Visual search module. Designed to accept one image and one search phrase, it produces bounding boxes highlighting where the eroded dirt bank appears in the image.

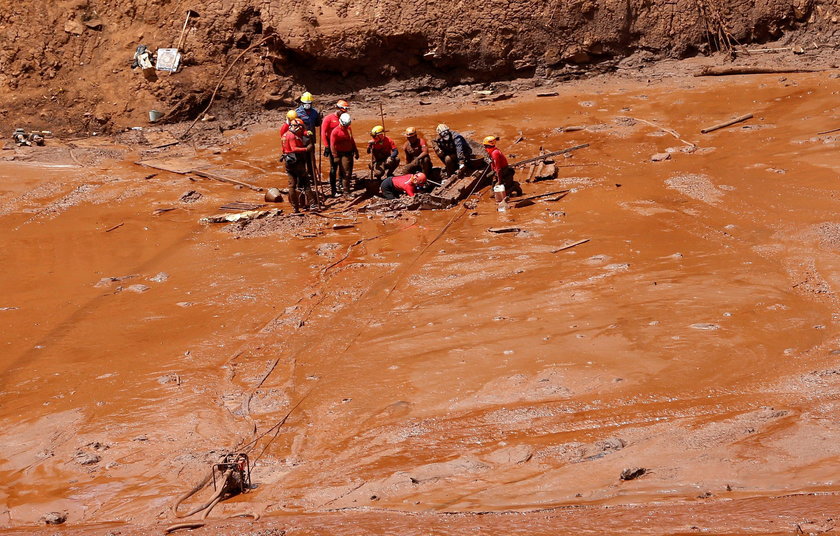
[1,0,838,134]
[1,68,839,535]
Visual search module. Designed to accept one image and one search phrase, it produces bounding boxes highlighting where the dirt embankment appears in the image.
[0,0,837,134]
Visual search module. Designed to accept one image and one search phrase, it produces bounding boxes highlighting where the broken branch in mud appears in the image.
[514,189,570,204]
[180,35,277,139]
[104,222,124,233]
[695,66,824,76]
[700,113,753,134]
[620,116,697,148]
[817,127,840,135]
[192,169,264,191]
[551,238,590,253]
[511,144,589,168]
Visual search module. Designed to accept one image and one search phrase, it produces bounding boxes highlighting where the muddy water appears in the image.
[1,71,839,534]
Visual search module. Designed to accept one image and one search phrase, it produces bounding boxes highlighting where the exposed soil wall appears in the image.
[0,0,837,133]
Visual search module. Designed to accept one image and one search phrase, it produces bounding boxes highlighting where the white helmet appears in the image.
[436,123,450,135]
[339,113,351,126]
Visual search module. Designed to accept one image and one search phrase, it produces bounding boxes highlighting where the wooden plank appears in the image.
[695,66,824,76]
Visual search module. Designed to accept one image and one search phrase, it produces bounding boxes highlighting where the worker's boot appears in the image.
[290,190,301,213]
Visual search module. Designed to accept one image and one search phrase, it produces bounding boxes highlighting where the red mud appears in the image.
[1,68,839,535]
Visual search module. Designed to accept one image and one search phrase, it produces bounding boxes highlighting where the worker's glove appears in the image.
[323,147,331,157]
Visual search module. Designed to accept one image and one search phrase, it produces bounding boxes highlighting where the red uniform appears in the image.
[279,121,290,138]
[322,112,341,148]
[369,136,397,160]
[404,137,429,161]
[329,125,356,153]
[391,174,418,197]
[486,147,509,174]
[282,130,309,155]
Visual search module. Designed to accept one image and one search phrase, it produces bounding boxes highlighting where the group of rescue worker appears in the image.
[279,92,522,212]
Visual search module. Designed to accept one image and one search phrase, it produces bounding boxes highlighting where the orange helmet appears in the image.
[336,99,349,110]
[290,118,305,132]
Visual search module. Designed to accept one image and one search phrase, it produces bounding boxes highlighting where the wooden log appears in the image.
[700,113,753,134]
[191,169,264,191]
[817,127,840,135]
[512,144,589,168]
[551,238,590,253]
[695,66,824,76]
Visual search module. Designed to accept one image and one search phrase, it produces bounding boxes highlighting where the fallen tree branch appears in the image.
[695,66,824,76]
[514,189,570,204]
[620,116,697,148]
[512,144,589,168]
[700,113,753,134]
[817,127,840,135]
[552,238,590,253]
[181,35,277,139]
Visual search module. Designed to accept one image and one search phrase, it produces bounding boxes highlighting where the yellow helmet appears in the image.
[405,126,417,137]
[371,125,384,136]
[300,92,313,103]
[482,135,499,147]
[286,110,298,120]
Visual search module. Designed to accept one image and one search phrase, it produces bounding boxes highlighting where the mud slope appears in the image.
[1,0,838,133]
[1,68,839,534]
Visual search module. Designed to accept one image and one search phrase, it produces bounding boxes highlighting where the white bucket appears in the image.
[149,110,163,122]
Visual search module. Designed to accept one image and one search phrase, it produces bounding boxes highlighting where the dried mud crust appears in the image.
[0,0,837,134]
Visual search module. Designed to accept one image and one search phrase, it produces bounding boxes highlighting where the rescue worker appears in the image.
[329,112,359,198]
[322,100,350,196]
[380,172,427,200]
[367,125,399,180]
[402,127,432,179]
[432,123,478,178]
[295,92,322,133]
[279,109,298,137]
[483,136,522,197]
[282,119,314,212]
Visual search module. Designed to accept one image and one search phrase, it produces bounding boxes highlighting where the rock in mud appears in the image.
[74,451,101,465]
[620,467,647,481]
[651,152,671,162]
[125,284,150,293]
[41,511,67,525]
[179,190,202,203]
[149,272,169,283]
